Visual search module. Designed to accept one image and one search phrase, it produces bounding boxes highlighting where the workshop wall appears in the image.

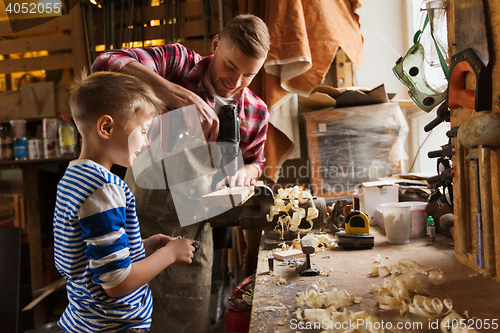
[449,0,500,282]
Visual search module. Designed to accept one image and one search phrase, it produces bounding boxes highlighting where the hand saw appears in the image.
[448,0,491,111]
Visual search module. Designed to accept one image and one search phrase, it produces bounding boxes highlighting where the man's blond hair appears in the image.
[69,71,164,134]
[218,14,270,59]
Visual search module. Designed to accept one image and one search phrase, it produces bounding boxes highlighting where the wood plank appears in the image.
[0,53,74,74]
[201,186,255,207]
[0,14,72,35]
[0,34,72,55]
[272,249,305,261]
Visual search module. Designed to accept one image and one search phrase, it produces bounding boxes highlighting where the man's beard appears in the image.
[209,64,242,98]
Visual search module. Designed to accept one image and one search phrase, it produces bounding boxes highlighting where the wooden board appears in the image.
[200,186,255,207]
[249,228,500,332]
[272,249,305,261]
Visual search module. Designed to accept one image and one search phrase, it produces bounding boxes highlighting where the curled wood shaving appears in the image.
[291,233,337,252]
[296,280,359,310]
[369,258,478,333]
[267,186,319,238]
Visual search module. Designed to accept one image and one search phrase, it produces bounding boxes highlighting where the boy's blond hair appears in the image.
[69,71,164,134]
[218,14,270,59]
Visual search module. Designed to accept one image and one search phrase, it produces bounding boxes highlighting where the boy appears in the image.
[92,15,270,331]
[53,71,196,332]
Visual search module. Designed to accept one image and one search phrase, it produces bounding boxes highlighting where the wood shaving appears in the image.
[369,258,478,332]
[296,280,359,310]
[276,277,287,285]
[267,186,319,239]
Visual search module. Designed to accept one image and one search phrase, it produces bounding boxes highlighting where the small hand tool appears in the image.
[295,238,319,276]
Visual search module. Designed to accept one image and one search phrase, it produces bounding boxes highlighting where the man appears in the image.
[92,14,270,333]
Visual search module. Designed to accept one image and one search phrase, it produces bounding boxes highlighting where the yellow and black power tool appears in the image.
[335,210,374,249]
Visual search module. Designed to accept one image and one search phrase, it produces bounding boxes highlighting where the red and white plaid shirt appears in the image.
[92,43,269,175]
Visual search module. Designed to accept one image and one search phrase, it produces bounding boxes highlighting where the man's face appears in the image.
[208,38,266,98]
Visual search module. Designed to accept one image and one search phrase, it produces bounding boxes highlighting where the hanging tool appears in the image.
[428,142,454,158]
[448,0,491,111]
[424,102,450,132]
[465,152,484,269]
[335,210,374,249]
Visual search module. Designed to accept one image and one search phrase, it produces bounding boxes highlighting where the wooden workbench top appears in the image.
[249,227,500,332]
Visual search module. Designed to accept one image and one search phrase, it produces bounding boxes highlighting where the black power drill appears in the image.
[217,104,241,179]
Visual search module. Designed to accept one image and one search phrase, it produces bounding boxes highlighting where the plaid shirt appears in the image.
[92,43,268,175]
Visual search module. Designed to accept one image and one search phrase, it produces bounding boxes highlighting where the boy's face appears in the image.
[113,109,153,168]
[208,38,266,98]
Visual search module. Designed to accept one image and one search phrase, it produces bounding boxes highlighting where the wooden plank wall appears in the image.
[0,6,86,76]
[449,0,500,282]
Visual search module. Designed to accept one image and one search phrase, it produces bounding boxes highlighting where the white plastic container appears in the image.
[380,203,412,244]
[405,201,428,238]
[358,181,399,226]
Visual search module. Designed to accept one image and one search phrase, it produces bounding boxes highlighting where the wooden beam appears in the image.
[0,34,72,54]
[0,14,72,35]
[0,53,74,74]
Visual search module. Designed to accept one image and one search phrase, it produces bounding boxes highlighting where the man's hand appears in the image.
[215,164,260,189]
[181,91,220,142]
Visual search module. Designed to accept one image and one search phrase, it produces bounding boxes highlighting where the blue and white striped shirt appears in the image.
[53,159,152,332]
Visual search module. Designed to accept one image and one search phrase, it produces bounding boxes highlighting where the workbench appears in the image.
[249,228,500,332]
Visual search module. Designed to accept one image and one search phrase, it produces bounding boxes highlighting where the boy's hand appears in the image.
[143,234,172,257]
[164,238,195,264]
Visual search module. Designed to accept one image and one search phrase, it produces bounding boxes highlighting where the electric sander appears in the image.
[336,210,374,249]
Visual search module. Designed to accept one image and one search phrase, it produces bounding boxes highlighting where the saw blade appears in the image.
[454,0,490,66]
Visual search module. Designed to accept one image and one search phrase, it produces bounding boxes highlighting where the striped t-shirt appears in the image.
[53,159,152,332]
